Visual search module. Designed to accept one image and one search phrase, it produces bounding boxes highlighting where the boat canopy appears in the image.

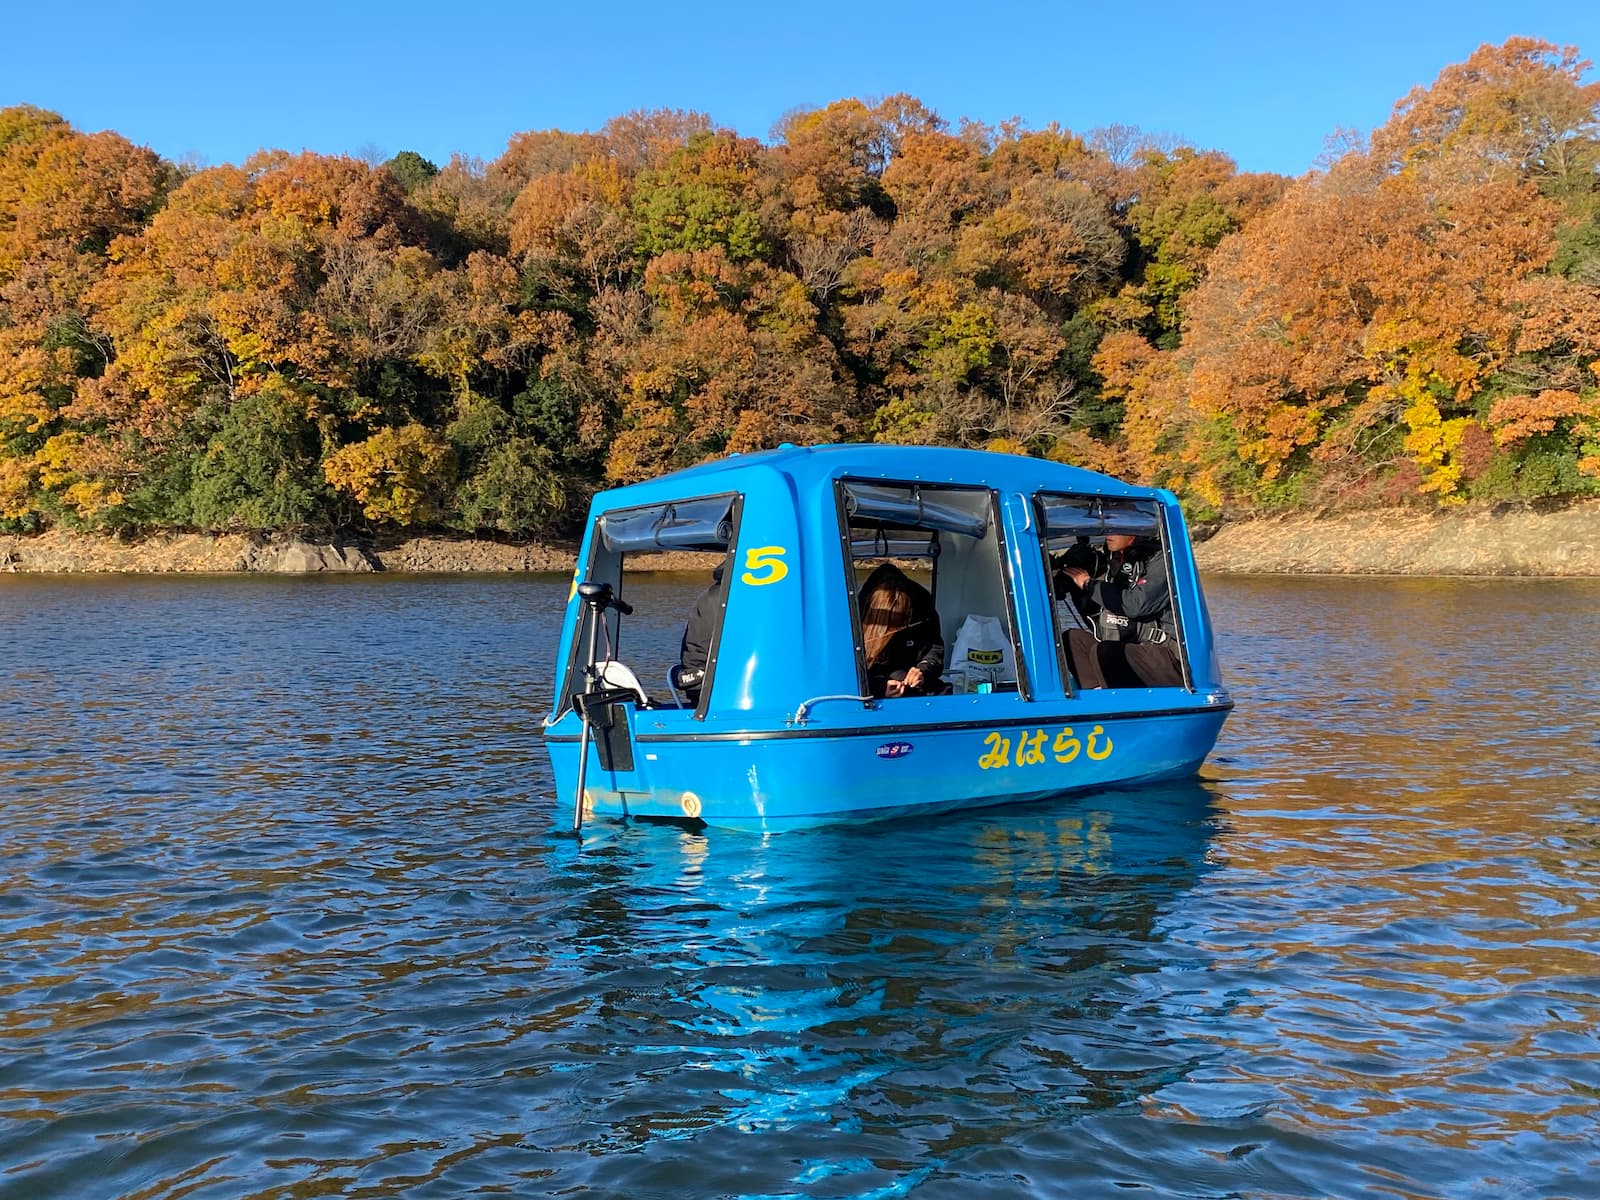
[549,443,1224,726]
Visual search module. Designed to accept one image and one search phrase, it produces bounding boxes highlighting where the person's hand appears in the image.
[886,677,906,697]
[903,666,924,692]
[1065,567,1090,588]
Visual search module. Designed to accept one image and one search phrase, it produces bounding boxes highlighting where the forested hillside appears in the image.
[2,38,1597,538]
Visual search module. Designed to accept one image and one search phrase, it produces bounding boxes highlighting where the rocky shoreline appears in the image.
[0,530,709,575]
[2,499,1597,577]
[1192,499,1599,576]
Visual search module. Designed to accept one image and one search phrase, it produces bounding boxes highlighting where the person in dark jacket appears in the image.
[1051,538,1106,626]
[676,561,725,704]
[1060,535,1184,689]
[858,562,944,698]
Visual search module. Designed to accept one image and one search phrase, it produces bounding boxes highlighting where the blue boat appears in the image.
[542,443,1232,832]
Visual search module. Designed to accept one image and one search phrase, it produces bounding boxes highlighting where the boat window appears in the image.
[1034,493,1192,692]
[558,491,742,720]
[836,480,1030,701]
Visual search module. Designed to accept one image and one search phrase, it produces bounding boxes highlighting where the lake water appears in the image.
[1,573,1597,1199]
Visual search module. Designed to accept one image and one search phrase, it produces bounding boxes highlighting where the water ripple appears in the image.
[1,574,1598,1198]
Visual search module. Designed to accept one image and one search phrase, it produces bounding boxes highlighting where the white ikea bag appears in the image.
[947,614,1014,694]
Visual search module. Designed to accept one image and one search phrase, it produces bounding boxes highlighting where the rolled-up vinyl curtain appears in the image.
[842,483,987,538]
[850,534,941,559]
[600,494,736,552]
[1038,495,1160,538]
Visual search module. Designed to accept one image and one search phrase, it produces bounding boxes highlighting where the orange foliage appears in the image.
[602,248,855,482]
[85,152,431,441]
[1184,167,1572,494]
[1372,38,1600,194]
[1488,390,1600,446]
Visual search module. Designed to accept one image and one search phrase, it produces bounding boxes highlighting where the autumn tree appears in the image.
[1163,39,1600,509]
[0,106,170,525]
[1371,38,1600,199]
[601,247,857,481]
[834,123,1139,456]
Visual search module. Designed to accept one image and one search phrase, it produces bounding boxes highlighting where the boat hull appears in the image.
[544,700,1230,833]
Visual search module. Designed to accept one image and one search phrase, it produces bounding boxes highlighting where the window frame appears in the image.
[557,490,743,720]
[833,478,1032,702]
[1032,492,1194,694]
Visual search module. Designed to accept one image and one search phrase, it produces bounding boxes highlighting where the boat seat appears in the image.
[596,660,650,707]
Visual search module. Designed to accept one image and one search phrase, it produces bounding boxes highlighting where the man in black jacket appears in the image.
[1060,534,1184,689]
[676,561,725,704]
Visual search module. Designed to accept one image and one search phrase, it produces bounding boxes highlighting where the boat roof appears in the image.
[588,443,1163,511]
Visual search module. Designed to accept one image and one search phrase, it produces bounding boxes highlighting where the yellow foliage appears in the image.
[35,432,83,488]
[1083,290,1152,330]
[1187,467,1227,511]
[1400,392,1471,501]
[0,340,56,433]
[1380,366,1483,500]
[0,455,37,519]
[322,424,454,524]
[62,480,123,516]
[12,433,127,518]
[1241,404,1324,477]
[870,395,942,445]
[417,327,478,388]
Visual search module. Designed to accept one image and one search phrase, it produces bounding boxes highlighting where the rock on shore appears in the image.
[2,501,1597,576]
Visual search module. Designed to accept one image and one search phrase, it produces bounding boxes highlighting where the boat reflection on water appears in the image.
[530,780,1225,1188]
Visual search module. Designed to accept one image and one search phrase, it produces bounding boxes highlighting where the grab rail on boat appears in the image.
[790,694,877,726]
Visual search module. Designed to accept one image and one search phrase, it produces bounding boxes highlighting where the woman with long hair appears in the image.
[858,562,944,698]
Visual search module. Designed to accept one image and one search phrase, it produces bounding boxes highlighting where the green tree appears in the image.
[384,150,440,194]
[184,390,329,530]
[632,133,769,261]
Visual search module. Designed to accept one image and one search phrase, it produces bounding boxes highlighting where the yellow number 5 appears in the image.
[741,545,788,586]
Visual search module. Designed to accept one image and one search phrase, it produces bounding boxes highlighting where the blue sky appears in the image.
[3,1,1597,177]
